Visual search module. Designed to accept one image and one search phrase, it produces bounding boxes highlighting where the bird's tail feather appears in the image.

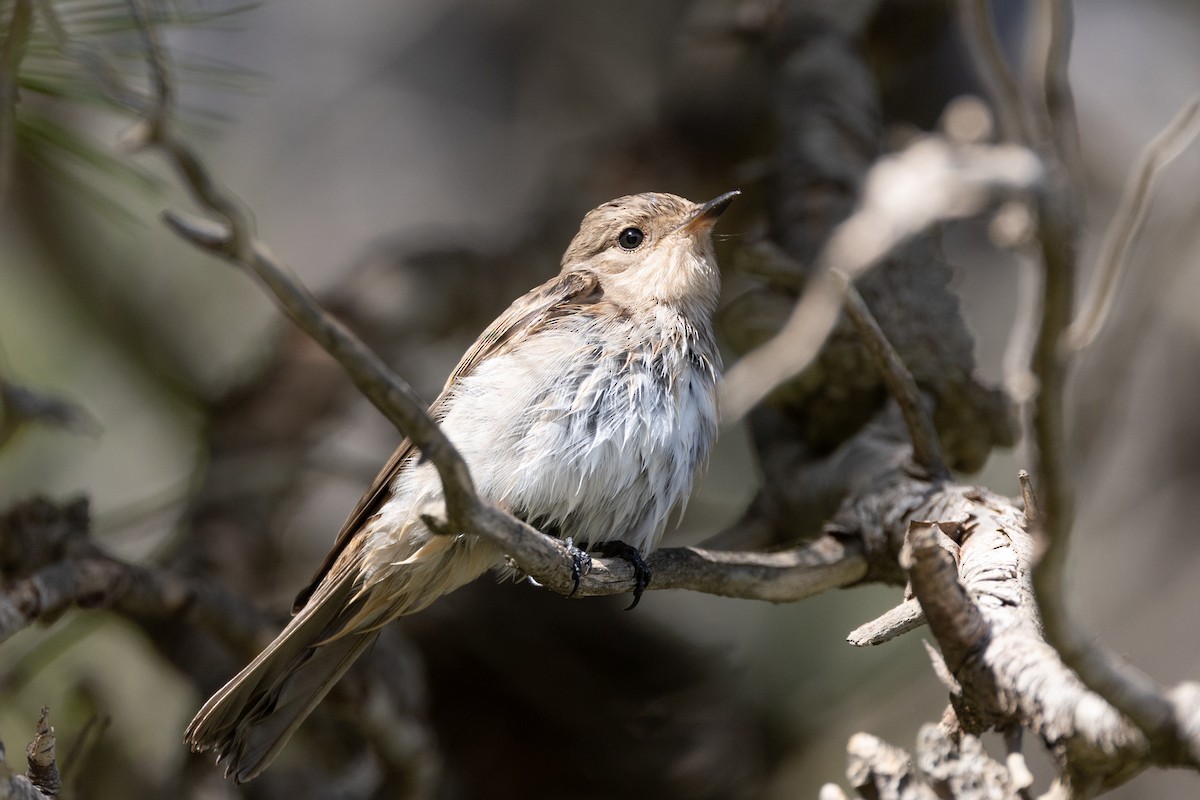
[185,534,498,783]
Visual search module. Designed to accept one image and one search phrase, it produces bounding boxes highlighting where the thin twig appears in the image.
[847,597,926,647]
[439,502,868,601]
[1041,0,1084,192]
[1063,94,1200,353]
[955,0,1039,146]
[1017,469,1038,527]
[159,211,479,522]
[59,714,109,795]
[126,9,870,608]
[1025,5,1190,762]
[1002,247,1040,404]
[24,708,59,799]
[125,0,479,527]
[123,0,248,258]
[0,377,100,450]
[721,135,1041,421]
[841,280,948,478]
[0,0,34,196]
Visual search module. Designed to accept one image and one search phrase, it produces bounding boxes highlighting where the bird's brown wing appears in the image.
[291,269,603,612]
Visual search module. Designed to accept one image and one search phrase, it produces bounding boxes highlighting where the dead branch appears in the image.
[826,443,1200,796]
[0,373,99,451]
[0,708,57,800]
[967,0,1200,765]
[1063,94,1200,353]
[0,497,273,653]
[720,132,1041,422]
[955,0,1039,146]
[841,725,1019,800]
[847,598,924,647]
[0,0,32,197]
[69,6,1198,799]
[841,282,948,478]
[23,709,58,800]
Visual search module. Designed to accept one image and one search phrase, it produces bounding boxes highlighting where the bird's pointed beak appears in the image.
[679,190,740,234]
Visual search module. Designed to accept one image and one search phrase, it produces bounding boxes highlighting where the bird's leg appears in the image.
[595,541,652,610]
[562,537,592,597]
[514,516,591,596]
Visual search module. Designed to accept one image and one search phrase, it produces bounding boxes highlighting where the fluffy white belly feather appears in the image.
[361,309,719,588]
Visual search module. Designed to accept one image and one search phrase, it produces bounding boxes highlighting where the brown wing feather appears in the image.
[292,270,603,612]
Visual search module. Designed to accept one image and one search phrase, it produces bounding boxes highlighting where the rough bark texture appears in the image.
[2,1,1199,798]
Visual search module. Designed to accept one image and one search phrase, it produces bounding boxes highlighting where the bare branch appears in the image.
[1017,469,1038,526]
[906,521,987,673]
[955,0,1039,146]
[0,552,276,651]
[121,0,248,258]
[0,378,100,451]
[839,725,1018,800]
[121,0,487,542]
[721,135,1041,422]
[433,502,867,602]
[1063,93,1200,353]
[0,708,57,800]
[0,497,273,651]
[1025,173,1195,777]
[24,709,59,800]
[0,0,33,197]
[1016,4,1200,762]
[1041,0,1084,189]
[1001,247,1041,404]
[847,598,925,647]
[845,468,1200,791]
[841,282,948,478]
[157,211,478,517]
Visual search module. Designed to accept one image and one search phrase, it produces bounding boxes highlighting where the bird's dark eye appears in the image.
[617,227,644,250]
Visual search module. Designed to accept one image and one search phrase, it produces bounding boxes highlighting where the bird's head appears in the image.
[560,191,738,316]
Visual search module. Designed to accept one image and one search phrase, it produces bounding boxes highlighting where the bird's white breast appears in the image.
[371,306,719,560]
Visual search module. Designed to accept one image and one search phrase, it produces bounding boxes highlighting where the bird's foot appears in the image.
[564,537,592,597]
[596,541,652,610]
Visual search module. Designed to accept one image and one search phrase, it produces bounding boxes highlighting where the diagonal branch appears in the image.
[0,710,56,800]
[0,0,33,196]
[122,1,480,528]
[23,708,58,800]
[123,9,875,607]
[1063,93,1200,353]
[1041,0,1084,190]
[955,0,1039,146]
[720,135,1041,422]
[1018,0,1196,766]
[841,282,948,478]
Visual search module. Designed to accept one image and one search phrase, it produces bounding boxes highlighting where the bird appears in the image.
[184,189,739,782]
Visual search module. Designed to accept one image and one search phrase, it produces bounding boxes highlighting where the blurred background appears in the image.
[1,0,1198,797]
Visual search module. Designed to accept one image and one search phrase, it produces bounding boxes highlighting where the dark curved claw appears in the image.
[596,540,652,610]
[564,538,592,597]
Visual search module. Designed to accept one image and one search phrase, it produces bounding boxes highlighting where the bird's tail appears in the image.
[185,533,498,783]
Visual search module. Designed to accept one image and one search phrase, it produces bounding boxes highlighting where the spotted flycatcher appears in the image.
[185,190,739,781]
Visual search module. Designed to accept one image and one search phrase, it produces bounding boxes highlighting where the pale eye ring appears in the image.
[617,227,644,250]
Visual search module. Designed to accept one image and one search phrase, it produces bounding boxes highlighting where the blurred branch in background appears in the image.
[2,0,1200,798]
[1063,93,1200,354]
[0,0,33,196]
[0,374,98,452]
[958,0,1200,773]
[719,125,1042,423]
